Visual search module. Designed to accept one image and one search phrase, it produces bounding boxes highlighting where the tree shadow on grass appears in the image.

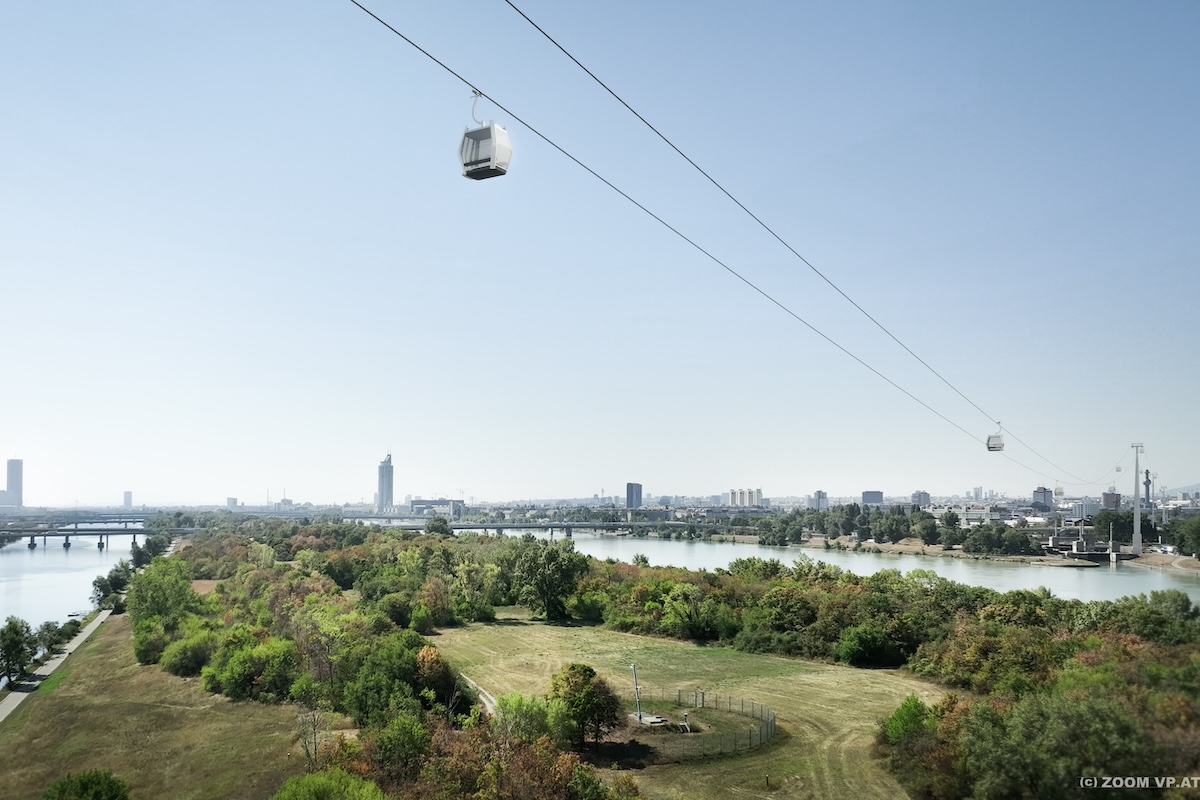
[577,738,657,770]
[8,674,49,694]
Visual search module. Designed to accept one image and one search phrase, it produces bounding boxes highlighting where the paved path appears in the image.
[0,609,113,727]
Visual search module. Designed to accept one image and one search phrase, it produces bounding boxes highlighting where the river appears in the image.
[518,530,1200,605]
[0,533,141,631]
[3,528,1199,635]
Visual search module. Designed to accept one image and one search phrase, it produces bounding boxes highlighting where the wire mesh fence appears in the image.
[614,686,777,761]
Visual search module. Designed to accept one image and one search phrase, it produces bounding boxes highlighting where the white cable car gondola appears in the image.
[986,423,1004,452]
[459,92,512,180]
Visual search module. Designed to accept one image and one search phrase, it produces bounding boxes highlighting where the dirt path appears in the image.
[458,674,496,713]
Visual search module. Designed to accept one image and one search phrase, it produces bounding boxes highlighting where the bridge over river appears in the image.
[2,520,149,550]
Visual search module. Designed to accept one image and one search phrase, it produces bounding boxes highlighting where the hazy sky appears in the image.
[3,1,1197,508]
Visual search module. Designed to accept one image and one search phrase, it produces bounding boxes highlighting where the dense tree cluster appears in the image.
[881,631,1200,799]
[117,513,1200,800]
[126,523,641,799]
[877,593,1200,796]
[315,718,642,800]
[91,559,135,611]
[756,505,991,550]
[1,615,82,684]
[1168,514,1200,556]
[755,504,1200,557]
[960,523,1040,555]
[1,616,38,683]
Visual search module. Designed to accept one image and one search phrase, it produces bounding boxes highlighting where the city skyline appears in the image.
[3,3,1197,507]
[0,459,23,509]
[1,446,1191,511]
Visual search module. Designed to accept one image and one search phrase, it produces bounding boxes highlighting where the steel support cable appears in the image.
[1065,447,1138,489]
[345,0,987,450]
[1008,449,1134,490]
[500,0,1104,486]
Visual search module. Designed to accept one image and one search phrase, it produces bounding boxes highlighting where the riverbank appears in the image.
[1125,552,1200,575]
[0,609,112,725]
[636,532,1094,566]
[797,536,1099,566]
[710,534,1190,573]
[0,613,303,800]
[800,538,1200,577]
[538,529,1200,603]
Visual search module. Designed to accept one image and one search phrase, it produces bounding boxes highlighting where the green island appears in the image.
[1,512,1198,799]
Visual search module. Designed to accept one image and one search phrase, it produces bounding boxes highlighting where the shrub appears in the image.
[42,769,130,800]
[366,711,429,783]
[880,694,933,745]
[836,624,902,667]
[132,618,170,665]
[377,593,411,628]
[409,605,434,634]
[270,768,385,800]
[160,631,218,677]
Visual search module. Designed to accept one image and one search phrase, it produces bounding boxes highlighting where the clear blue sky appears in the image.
[2,1,1197,507]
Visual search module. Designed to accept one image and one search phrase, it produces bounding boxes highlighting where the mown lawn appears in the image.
[433,609,944,800]
[0,614,305,800]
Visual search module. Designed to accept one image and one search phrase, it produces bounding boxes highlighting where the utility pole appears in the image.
[631,663,642,723]
[1161,483,1169,527]
[1131,444,1144,555]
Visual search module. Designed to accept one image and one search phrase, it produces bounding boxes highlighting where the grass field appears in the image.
[36,670,69,695]
[432,610,944,800]
[0,615,306,800]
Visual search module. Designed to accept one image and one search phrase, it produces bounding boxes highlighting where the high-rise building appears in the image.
[973,487,983,502]
[1033,486,1053,509]
[809,490,828,511]
[626,482,642,509]
[911,490,930,507]
[6,460,22,510]
[1102,490,1121,510]
[727,488,763,507]
[377,454,394,513]
[862,490,883,506]
[123,491,133,510]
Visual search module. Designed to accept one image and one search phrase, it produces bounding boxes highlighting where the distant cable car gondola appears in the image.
[459,91,512,180]
[986,423,1004,452]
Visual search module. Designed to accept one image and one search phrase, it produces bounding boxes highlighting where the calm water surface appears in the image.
[4,527,1199,633]
[518,530,1200,605]
[0,533,141,630]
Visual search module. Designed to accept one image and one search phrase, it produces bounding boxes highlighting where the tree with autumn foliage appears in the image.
[399,719,642,800]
